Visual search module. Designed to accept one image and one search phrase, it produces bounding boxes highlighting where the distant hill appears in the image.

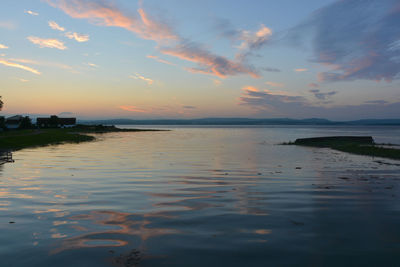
[78,118,400,126]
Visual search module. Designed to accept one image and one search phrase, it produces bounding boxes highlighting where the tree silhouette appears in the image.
[0,96,3,110]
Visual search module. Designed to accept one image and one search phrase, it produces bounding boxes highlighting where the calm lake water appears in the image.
[1,126,400,266]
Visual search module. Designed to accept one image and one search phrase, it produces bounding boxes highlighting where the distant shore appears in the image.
[0,125,165,151]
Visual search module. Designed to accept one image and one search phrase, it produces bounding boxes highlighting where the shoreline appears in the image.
[283,136,400,160]
[0,125,166,151]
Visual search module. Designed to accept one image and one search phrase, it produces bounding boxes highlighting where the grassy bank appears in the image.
[0,125,165,150]
[0,129,94,150]
[283,136,400,160]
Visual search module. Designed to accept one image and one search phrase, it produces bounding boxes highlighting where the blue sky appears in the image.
[0,0,399,120]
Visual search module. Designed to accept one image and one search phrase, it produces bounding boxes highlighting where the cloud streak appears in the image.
[288,0,400,82]
[161,42,259,78]
[309,89,337,100]
[236,24,272,60]
[48,21,65,31]
[146,55,175,66]
[265,81,284,87]
[46,0,262,78]
[239,86,400,119]
[129,73,153,85]
[0,44,8,49]
[25,10,39,16]
[27,36,67,50]
[119,105,146,112]
[0,58,41,75]
[65,32,90,42]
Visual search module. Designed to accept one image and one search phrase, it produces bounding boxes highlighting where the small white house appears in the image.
[5,115,23,129]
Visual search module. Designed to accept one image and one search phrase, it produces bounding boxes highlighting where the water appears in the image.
[0,126,400,266]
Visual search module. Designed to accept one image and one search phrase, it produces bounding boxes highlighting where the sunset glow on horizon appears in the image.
[1,0,400,120]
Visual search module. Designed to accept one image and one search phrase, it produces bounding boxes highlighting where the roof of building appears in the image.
[6,115,23,121]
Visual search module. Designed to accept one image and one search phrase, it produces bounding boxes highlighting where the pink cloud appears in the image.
[46,0,261,79]
[265,81,284,87]
[119,105,146,112]
[294,68,308,72]
[161,43,259,78]
[46,0,177,42]
[27,36,67,50]
[146,55,175,66]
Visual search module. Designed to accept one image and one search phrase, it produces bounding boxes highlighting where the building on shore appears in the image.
[36,116,76,128]
[5,115,23,129]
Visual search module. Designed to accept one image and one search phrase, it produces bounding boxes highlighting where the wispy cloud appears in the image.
[287,0,400,82]
[146,55,175,66]
[19,78,29,82]
[0,44,8,49]
[262,67,281,72]
[0,58,41,75]
[309,89,337,100]
[27,36,67,50]
[294,68,307,72]
[9,57,73,70]
[308,83,319,88]
[86,62,98,68]
[46,0,177,42]
[239,86,400,119]
[46,0,262,79]
[161,42,259,78]
[119,105,146,112]
[236,24,272,59]
[48,21,65,31]
[129,73,153,85]
[24,10,39,16]
[65,32,90,42]
[265,81,284,87]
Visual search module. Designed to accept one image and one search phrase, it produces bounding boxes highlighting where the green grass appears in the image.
[331,144,400,160]
[0,129,95,150]
[0,125,167,151]
[283,137,400,160]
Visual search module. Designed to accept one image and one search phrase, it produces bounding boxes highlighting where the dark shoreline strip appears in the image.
[283,136,400,160]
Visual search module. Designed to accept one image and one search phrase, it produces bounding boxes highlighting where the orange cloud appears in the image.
[162,44,259,78]
[265,81,284,87]
[47,0,177,42]
[119,105,146,112]
[0,44,8,49]
[27,36,67,50]
[146,55,175,66]
[243,86,259,92]
[0,59,41,75]
[48,21,65,31]
[65,32,90,42]
[294,68,308,72]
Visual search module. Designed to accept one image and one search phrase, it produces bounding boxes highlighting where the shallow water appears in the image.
[0,126,400,266]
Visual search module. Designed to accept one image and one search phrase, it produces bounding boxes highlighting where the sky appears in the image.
[1,0,400,120]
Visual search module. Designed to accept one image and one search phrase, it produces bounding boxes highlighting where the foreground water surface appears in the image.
[1,126,400,266]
